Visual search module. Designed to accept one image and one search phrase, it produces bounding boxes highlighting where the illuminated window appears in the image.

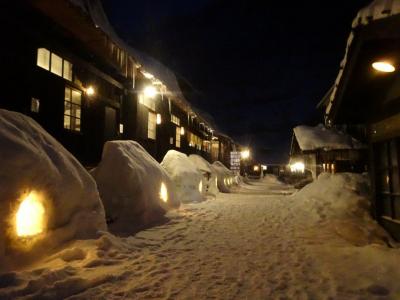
[37,48,50,70]
[139,94,156,111]
[51,53,63,77]
[171,114,180,126]
[31,98,40,113]
[176,127,181,148]
[36,48,73,81]
[63,60,73,81]
[64,87,81,132]
[148,112,156,140]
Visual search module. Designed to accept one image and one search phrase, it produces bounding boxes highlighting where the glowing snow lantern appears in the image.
[199,181,203,193]
[372,61,395,73]
[16,192,46,237]
[144,86,157,98]
[159,182,168,203]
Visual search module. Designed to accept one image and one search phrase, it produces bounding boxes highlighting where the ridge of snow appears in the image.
[293,124,365,151]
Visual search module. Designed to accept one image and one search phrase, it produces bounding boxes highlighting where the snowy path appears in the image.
[2,177,400,299]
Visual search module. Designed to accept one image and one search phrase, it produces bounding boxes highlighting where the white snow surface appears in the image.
[2,173,400,299]
[294,124,365,151]
[91,141,178,236]
[188,154,219,197]
[0,109,106,270]
[212,161,236,193]
[161,150,204,203]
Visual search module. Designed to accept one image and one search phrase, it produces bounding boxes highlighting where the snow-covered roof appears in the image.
[293,124,365,151]
[325,0,400,119]
[68,0,188,105]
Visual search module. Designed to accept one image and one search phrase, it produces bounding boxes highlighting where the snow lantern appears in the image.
[91,141,178,235]
[161,151,205,203]
[0,109,106,269]
[212,161,235,193]
[189,154,219,197]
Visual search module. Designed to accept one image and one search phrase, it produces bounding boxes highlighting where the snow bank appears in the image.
[0,109,106,269]
[212,161,236,193]
[294,124,365,151]
[161,150,204,203]
[189,154,219,197]
[292,173,391,246]
[91,141,178,236]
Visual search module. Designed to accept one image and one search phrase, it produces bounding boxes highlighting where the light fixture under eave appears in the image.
[144,86,157,98]
[372,61,395,73]
[180,127,185,135]
[16,191,46,237]
[160,182,168,203]
[253,165,259,171]
[86,86,95,96]
[156,114,162,125]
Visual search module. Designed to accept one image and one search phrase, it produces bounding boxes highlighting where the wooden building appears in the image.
[0,0,231,166]
[289,125,367,179]
[324,0,400,239]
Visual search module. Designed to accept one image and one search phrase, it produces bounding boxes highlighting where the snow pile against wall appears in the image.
[292,173,391,246]
[0,109,106,269]
[212,161,236,193]
[189,154,219,197]
[161,151,204,203]
[91,141,178,236]
[294,124,365,151]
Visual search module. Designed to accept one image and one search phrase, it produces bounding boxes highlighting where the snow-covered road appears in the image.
[2,176,400,299]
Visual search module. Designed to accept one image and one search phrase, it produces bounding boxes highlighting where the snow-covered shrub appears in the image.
[91,141,178,235]
[292,173,391,246]
[212,161,236,193]
[161,150,204,203]
[189,154,219,197]
[0,109,106,269]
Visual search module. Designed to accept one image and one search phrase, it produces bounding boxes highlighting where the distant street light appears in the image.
[241,149,250,160]
[86,86,95,96]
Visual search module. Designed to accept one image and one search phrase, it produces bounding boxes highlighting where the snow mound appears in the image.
[161,150,204,203]
[91,141,178,236]
[212,161,236,193]
[0,109,106,270]
[294,124,365,151]
[189,154,219,197]
[292,173,391,246]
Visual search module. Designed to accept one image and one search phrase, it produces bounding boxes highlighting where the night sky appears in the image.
[101,0,370,164]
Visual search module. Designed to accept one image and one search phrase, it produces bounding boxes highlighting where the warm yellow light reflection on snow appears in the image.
[16,192,45,237]
[160,182,168,203]
[372,61,395,73]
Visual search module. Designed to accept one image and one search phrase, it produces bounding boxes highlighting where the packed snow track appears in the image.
[1,175,400,299]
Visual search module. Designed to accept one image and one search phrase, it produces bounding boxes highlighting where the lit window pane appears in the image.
[71,90,81,104]
[37,48,50,70]
[64,115,70,129]
[176,127,181,148]
[65,87,71,101]
[63,60,73,81]
[64,101,71,116]
[74,118,81,132]
[50,53,63,76]
[148,112,156,140]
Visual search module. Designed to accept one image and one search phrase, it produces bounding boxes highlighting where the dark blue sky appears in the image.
[102,0,370,164]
